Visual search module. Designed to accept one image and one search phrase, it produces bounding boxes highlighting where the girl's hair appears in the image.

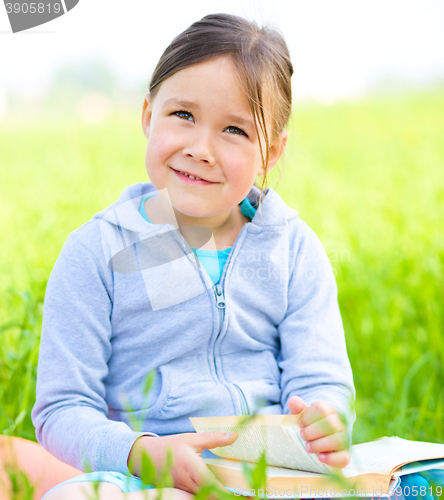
[149,13,294,210]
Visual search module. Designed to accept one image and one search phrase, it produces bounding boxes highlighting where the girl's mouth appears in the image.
[171,168,217,185]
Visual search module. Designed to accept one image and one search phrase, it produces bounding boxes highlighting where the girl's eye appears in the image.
[226,126,247,136]
[173,111,194,121]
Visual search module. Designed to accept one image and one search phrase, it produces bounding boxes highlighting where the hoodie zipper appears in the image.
[213,284,226,361]
[206,223,250,415]
[213,284,249,416]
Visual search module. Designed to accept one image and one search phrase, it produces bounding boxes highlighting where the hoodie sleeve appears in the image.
[31,233,157,474]
[278,220,356,442]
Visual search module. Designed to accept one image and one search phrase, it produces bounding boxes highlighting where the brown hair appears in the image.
[149,13,293,210]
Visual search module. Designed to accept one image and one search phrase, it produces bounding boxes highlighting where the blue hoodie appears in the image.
[32,182,355,476]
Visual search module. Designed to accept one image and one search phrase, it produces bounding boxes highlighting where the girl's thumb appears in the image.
[193,431,238,452]
[288,395,308,417]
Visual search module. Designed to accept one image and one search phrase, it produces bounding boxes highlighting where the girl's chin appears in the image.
[174,210,218,220]
[171,204,227,221]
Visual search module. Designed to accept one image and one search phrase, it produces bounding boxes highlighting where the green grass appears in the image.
[1,89,443,448]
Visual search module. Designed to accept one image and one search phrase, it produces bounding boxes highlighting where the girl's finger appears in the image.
[318,449,351,469]
[288,395,308,416]
[176,461,207,493]
[301,413,345,441]
[189,431,238,453]
[188,454,224,491]
[299,400,337,427]
[304,431,349,454]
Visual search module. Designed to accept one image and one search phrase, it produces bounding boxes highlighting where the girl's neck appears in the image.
[144,195,249,251]
[176,205,249,251]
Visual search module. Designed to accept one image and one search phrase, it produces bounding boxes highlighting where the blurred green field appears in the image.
[1,89,443,446]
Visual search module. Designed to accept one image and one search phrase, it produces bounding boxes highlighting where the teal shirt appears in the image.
[138,194,257,285]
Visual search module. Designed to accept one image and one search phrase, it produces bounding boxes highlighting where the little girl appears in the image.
[32,13,356,500]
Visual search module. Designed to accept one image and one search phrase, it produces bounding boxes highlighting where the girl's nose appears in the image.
[182,134,215,165]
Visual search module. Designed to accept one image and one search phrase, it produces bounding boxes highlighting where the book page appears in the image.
[205,461,402,498]
[343,437,444,476]
[190,415,332,474]
[204,459,326,477]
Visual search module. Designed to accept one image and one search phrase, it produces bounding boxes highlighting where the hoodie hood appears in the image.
[93,182,298,234]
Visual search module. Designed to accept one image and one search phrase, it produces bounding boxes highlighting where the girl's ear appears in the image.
[141,93,152,138]
[258,130,289,175]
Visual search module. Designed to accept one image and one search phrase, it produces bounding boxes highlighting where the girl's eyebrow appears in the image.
[162,98,199,110]
[225,113,255,130]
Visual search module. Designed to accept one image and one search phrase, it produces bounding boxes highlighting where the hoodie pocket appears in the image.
[111,363,172,424]
[233,383,250,415]
[144,364,172,416]
[158,355,228,419]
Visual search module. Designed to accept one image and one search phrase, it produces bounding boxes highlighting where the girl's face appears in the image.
[141,56,287,222]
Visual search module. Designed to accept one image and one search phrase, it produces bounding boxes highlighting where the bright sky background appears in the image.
[0,0,444,108]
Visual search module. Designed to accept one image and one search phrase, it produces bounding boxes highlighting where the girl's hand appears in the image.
[288,395,350,468]
[128,431,238,494]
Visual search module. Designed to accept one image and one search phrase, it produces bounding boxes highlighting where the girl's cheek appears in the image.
[149,132,178,155]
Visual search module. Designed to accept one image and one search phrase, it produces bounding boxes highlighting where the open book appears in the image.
[190,415,444,498]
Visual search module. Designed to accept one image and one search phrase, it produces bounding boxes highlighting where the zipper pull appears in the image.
[214,284,226,309]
